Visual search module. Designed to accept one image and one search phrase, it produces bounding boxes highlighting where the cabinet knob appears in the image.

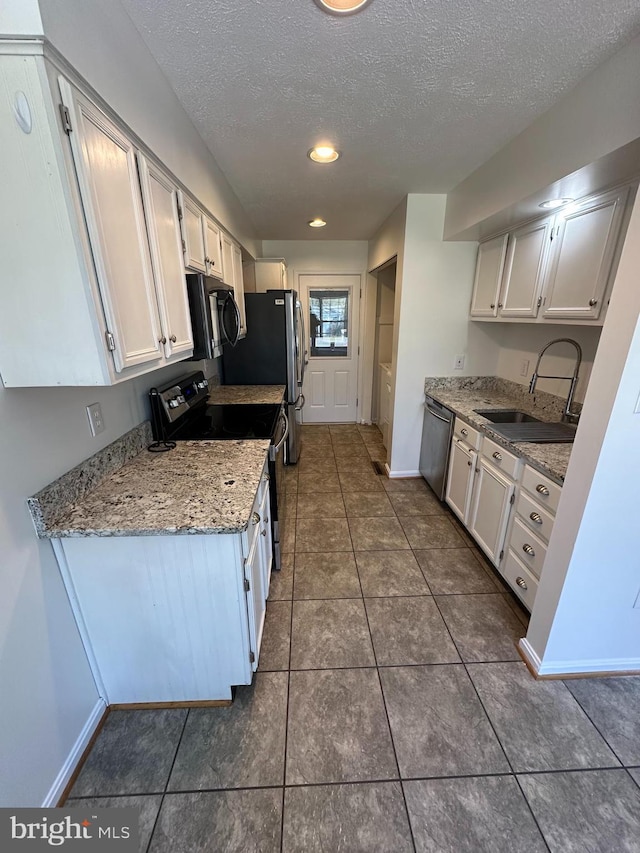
[529,512,543,524]
[159,336,167,345]
[169,334,177,343]
[589,298,598,307]
[467,460,472,467]
[522,543,536,557]
[490,303,495,309]
[516,576,528,590]
[536,484,550,496]
[461,428,468,436]
[205,256,210,264]
[251,512,260,525]
[261,529,267,537]
[492,451,502,461]
[498,302,503,308]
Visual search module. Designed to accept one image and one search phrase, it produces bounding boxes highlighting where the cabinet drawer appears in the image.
[521,466,562,513]
[510,517,547,580]
[481,436,521,480]
[454,418,481,450]
[516,490,555,544]
[502,550,539,611]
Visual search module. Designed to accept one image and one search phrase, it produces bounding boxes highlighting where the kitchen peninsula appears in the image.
[28,424,272,706]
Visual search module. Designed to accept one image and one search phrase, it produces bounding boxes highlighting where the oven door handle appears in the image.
[274,411,289,452]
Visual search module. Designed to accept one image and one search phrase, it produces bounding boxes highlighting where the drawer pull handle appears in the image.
[251,512,261,525]
[461,428,468,436]
[523,543,535,557]
[516,576,528,590]
[492,451,502,461]
[529,512,543,524]
[536,484,550,496]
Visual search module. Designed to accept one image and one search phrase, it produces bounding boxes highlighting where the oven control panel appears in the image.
[151,372,210,424]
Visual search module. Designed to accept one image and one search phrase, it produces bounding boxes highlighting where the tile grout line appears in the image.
[279,530,297,853]
[354,526,418,853]
[430,590,552,853]
[143,708,191,853]
[559,685,628,769]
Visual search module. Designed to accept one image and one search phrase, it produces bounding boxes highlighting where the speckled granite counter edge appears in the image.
[27,421,153,536]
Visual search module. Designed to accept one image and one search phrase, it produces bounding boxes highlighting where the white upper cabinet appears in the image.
[499,218,552,318]
[137,155,194,360]
[542,187,628,320]
[221,232,247,337]
[179,192,207,273]
[60,80,163,372]
[204,215,224,279]
[469,234,508,317]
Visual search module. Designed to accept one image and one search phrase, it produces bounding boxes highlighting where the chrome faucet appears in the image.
[529,338,582,424]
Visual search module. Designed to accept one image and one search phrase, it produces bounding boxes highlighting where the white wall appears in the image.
[262,241,369,282]
[525,196,640,673]
[494,324,601,404]
[445,34,640,240]
[0,0,42,35]
[37,0,259,256]
[389,195,500,475]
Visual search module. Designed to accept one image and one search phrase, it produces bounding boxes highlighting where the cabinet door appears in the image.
[244,535,267,673]
[204,216,224,279]
[179,192,206,273]
[138,156,194,359]
[445,439,477,525]
[60,82,162,372]
[468,459,515,566]
[542,188,628,320]
[232,243,247,337]
[469,234,508,318]
[499,218,552,318]
[258,485,273,597]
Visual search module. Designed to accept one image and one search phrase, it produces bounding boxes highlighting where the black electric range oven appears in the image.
[149,371,287,570]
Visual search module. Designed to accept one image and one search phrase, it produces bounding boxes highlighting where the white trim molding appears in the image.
[41,699,106,807]
[386,467,421,478]
[519,638,640,678]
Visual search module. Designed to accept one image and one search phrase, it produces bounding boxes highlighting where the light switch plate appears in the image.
[86,402,105,437]
[520,359,530,377]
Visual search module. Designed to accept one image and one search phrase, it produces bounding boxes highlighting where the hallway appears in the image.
[64,423,640,851]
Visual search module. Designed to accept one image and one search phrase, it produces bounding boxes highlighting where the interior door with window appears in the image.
[299,274,360,423]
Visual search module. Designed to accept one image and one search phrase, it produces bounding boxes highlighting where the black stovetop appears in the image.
[163,403,280,442]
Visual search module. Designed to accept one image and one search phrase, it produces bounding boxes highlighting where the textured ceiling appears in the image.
[121,0,640,241]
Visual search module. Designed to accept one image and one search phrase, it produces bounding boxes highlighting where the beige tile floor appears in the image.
[65,424,640,852]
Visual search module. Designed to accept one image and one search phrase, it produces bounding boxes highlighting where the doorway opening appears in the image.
[371,260,397,451]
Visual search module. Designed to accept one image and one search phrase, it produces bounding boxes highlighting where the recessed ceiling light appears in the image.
[539,197,574,210]
[308,145,340,163]
[313,0,373,16]
[308,218,327,228]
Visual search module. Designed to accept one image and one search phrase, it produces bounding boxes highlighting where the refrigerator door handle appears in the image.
[294,393,306,411]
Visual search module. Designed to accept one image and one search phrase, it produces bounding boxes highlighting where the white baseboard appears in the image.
[519,638,640,677]
[42,698,107,807]
[386,468,421,479]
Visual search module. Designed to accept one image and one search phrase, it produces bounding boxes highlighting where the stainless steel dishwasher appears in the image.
[419,395,455,500]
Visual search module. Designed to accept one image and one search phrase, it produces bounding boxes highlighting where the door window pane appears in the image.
[309,289,349,357]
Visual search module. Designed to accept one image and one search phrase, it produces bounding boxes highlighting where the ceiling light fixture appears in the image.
[313,0,373,16]
[539,197,574,210]
[308,145,340,163]
[308,218,327,228]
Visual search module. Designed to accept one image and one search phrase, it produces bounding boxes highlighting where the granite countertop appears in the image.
[32,439,270,538]
[424,378,574,484]
[208,385,285,405]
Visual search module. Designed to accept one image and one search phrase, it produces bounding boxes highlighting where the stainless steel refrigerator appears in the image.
[220,290,306,464]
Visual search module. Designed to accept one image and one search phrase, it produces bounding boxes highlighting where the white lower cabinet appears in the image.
[52,465,272,704]
[468,458,516,566]
[445,438,477,525]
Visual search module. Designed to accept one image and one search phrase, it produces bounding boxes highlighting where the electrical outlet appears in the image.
[86,402,105,437]
[520,359,530,377]
[454,354,465,371]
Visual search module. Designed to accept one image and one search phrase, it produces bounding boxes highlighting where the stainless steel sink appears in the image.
[474,409,542,424]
